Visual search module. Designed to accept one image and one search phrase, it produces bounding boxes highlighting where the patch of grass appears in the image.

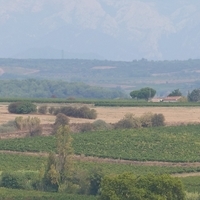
[0,187,97,200]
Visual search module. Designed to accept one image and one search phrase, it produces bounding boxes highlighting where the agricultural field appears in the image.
[2,102,200,198]
[1,125,200,162]
[1,102,200,125]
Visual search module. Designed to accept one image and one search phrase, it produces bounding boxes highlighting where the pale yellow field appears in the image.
[1,103,200,125]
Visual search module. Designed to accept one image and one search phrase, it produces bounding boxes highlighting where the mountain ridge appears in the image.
[0,0,200,60]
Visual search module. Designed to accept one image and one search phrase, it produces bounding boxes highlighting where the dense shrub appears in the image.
[54,113,70,127]
[115,113,141,129]
[140,112,153,127]
[55,106,97,119]
[30,125,43,137]
[15,116,42,136]
[115,112,165,129]
[8,101,37,114]
[92,120,112,131]
[38,105,48,114]
[152,113,165,127]
[1,171,38,190]
[53,113,70,134]
[79,123,94,133]
[100,173,185,200]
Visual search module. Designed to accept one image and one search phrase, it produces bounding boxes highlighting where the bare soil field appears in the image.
[1,103,200,125]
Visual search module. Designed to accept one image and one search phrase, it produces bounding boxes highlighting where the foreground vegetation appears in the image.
[0,187,97,200]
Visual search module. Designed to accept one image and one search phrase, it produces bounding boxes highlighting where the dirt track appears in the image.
[1,150,200,168]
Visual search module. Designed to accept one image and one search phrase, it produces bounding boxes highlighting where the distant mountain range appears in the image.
[0,0,200,60]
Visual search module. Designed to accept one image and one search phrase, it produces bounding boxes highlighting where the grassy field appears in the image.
[1,153,200,176]
[0,187,97,200]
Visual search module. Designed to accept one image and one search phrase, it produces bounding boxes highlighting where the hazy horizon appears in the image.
[0,0,200,61]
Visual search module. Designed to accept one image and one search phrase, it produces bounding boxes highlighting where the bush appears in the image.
[8,102,37,114]
[79,123,94,133]
[56,106,97,119]
[140,112,153,127]
[54,113,70,127]
[38,105,48,114]
[0,171,38,190]
[100,173,185,200]
[152,113,165,127]
[92,120,112,131]
[115,113,141,129]
[14,116,42,136]
[53,113,70,134]
[29,125,43,137]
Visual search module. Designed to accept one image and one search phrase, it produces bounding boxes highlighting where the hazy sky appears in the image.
[0,0,200,61]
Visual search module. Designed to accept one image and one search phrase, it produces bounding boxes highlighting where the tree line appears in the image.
[0,79,125,99]
[130,87,200,102]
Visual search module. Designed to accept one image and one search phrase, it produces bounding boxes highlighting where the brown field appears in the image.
[1,103,200,125]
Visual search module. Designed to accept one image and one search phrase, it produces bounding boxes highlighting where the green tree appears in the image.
[130,87,156,100]
[8,101,37,114]
[43,152,59,192]
[56,125,74,186]
[99,173,185,200]
[168,89,182,97]
[188,89,200,102]
[53,113,70,134]
[43,126,74,192]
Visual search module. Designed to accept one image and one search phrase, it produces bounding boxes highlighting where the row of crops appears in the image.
[1,97,200,107]
[1,124,200,162]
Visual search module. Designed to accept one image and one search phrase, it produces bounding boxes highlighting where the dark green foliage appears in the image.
[0,79,125,99]
[151,113,165,127]
[130,87,156,100]
[89,167,104,195]
[8,101,37,114]
[99,173,185,200]
[8,102,21,113]
[168,89,182,97]
[188,89,200,102]
[1,171,38,190]
[58,106,97,119]
[43,152,59,192]
[38,105,48,114]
